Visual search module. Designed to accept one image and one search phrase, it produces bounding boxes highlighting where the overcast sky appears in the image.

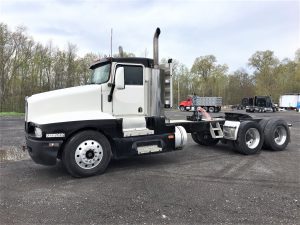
[1,0,299,72]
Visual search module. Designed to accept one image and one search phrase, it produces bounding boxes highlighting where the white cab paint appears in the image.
[122,116,147,130]
[112,63,145,116]
[27,85,115,124]
[122,116,154,137]
[32,111,115,125]
[113,85,144,116]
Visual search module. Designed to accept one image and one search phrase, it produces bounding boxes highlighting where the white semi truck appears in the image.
[25,28,291,177]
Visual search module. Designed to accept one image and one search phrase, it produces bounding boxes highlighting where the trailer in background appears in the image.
[279,94,300,111]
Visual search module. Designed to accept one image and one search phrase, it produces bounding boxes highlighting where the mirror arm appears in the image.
[108,83,115,102]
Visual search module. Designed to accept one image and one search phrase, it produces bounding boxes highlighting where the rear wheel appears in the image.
[203,106,208,112]
[263,119,290,151]
[259,118,270,149]
[214,107,220,113]
[179,106,185,111]
[234,121,264,155]
[191,131,219,146]
[62,130,112,177]
[259,118,270,131]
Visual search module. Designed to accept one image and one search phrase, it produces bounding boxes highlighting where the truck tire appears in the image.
[62,130,112,177]
[191,131,219,146]
[259,118,270,131]
[203,106,208,112]
[208,107,215,113]
[263,119,290,151]
[179,106,185,111]
[234,121,264,155]
[258,118,270,149]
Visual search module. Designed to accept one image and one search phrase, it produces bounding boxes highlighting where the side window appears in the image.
[121,65,143,85]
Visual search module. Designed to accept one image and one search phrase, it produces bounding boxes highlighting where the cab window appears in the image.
[117,65,143,85]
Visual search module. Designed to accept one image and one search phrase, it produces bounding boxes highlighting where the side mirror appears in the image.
[115,67,125,89]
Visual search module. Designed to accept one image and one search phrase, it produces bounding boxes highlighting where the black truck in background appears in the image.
[236,96,278,113]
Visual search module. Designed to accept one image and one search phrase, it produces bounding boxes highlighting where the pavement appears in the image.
[0,110,300,224]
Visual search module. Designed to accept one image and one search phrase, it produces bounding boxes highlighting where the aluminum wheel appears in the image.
[274,126,287,146]
[75,140,103,169]
[245,128,260,149]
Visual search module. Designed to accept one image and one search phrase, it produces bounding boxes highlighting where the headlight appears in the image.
[34,127,43,138]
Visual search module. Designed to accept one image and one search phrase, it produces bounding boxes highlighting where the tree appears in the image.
[248,50,279,96]
[225,69,255,105]
[191,55,228,97]
[1,22,299,112]
[191,55,216,80]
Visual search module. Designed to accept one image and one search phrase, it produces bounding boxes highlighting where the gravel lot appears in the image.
[1,110,299,224]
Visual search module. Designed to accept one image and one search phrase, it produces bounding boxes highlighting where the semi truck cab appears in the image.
[25,28,188,177]
[25,28,291,177]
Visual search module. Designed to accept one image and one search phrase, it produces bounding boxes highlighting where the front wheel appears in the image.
[179,106,185,111]
[234,121,264,155]
[62,130,112,177]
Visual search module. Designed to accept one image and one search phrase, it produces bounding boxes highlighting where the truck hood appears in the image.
[26,85,115,124]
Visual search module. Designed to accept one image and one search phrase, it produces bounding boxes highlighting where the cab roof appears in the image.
[89,57,154,69]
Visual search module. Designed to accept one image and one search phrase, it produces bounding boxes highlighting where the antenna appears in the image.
[110,28,113,57]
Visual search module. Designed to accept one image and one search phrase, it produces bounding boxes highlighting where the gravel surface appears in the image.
[0,110,299,224]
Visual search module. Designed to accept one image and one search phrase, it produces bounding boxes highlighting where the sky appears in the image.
[1,0,299,72]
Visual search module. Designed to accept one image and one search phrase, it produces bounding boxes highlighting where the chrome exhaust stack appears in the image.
[118,46,124,57]
[153,27,161,68]
[149,27,164,117]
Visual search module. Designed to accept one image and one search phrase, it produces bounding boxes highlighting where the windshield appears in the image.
[89,63,111,84]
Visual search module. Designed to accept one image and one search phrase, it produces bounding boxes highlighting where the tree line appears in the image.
[171,50,300,107]
[1,23,299,112]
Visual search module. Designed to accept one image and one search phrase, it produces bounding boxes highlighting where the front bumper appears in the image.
[26,136,63,166]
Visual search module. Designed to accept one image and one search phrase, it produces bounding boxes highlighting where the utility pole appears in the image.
[178,79,180,107]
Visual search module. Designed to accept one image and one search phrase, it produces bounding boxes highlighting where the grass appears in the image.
[0,112,24,116]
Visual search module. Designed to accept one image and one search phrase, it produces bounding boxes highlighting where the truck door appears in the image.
[113,64,145,116]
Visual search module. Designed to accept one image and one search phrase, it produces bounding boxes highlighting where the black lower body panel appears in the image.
[26,136,63,165]
[112,133,176,159]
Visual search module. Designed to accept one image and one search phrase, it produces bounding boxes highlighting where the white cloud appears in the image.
[1,0,299,72]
